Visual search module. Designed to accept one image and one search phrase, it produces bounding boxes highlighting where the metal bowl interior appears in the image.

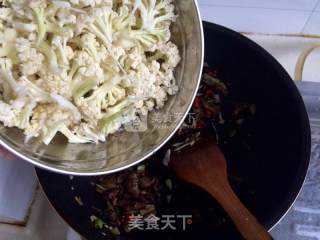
[0,1,204,175]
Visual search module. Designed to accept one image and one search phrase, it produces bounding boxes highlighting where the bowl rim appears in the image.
[202,21,311,232]
[0,1,205,176]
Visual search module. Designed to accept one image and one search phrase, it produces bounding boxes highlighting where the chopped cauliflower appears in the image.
[0,8,12,31]
[0,28,17,59]
[16,37,45,75]
[69,0,113,7]
[0,100,20,128]
[0,0,180,145]
[37,70,72,99]
[26,103,76,137]
[56,8,77,27]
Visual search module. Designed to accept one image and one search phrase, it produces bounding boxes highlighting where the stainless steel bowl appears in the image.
[0,0,204,176]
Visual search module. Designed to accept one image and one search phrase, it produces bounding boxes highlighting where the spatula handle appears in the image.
[209,183,272,240]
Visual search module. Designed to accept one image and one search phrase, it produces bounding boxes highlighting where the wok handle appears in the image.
[295,43,320,81]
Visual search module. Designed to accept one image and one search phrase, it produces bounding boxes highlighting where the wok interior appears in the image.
[202,22,310,234]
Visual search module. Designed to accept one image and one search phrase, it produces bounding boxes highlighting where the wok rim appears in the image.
[202,21,311,231]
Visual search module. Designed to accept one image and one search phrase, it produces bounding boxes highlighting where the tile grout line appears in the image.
[199,3,318,13]
[301,0,320,33]
[316,0,320,10]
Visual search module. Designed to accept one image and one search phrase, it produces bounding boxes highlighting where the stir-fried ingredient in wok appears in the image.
[94,64,256,236]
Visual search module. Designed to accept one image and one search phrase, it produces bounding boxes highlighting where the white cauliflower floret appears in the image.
[144,42,180,97]
[25,103,81,142]
[151,61,178,95]
[86,7,116,48]
[28,32,37,41]
[11,97,37,129]
[52,36,74,68]
[0,57,21,96]
[112,5,136,31]
[76,81,126,120]
[78,63,104,79]
[0,8,13,31]
[0,58,51,102]
[112,0,175,50]
[0,8,12,21]
[100,46,126,74]
[69,0,112,7]
[25,104,50,138]
[0,28,17,58]
[72,122,106,143]
[76,97,100,121]
[56,8,77,27]
[0,97,37,131]
[103,85,126,107]
[15,37,31,53]
[134,100,149,116]
[74,51,95,66]
[43,104,78,126]
[16,38,45,75]
[3,72,82,121]
[69,51,95,79]
[145,99,155,111]
[127,60,172,111]
[148,59,161,74]
[80,33,108,63]
[13,21,37,33]
[153,41,181,69]
[135,0,176,31]
[124,46,145,70]
[37,70,72,99]
[97,99,135,134]
[161,70,178,95]
[68,50,105,99]
[109,46,126,63]
[0,100,18,128]
[129,63,157,100]
[29,0,47,9]
[154,86,167,108]
[74,13,94,36]
[6,1,31,20]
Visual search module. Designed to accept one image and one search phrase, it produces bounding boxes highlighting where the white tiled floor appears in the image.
[0,189,69,240]
[303,12,320,34]
[198,0,320,35]
[198,0,320,82]
[0,159,37,224]
[317,0,320,10]
[246,34,320,82]
[200,6,311,34]
[199,0,319,11]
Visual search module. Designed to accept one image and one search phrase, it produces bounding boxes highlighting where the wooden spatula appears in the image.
[170,133,272,240]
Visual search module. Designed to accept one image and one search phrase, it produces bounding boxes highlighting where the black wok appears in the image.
[36,22,311,239]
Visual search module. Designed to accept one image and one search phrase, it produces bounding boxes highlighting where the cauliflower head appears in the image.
[0,0,180,145]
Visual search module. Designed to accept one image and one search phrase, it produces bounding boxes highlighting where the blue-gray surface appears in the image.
[271,82,320,240]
